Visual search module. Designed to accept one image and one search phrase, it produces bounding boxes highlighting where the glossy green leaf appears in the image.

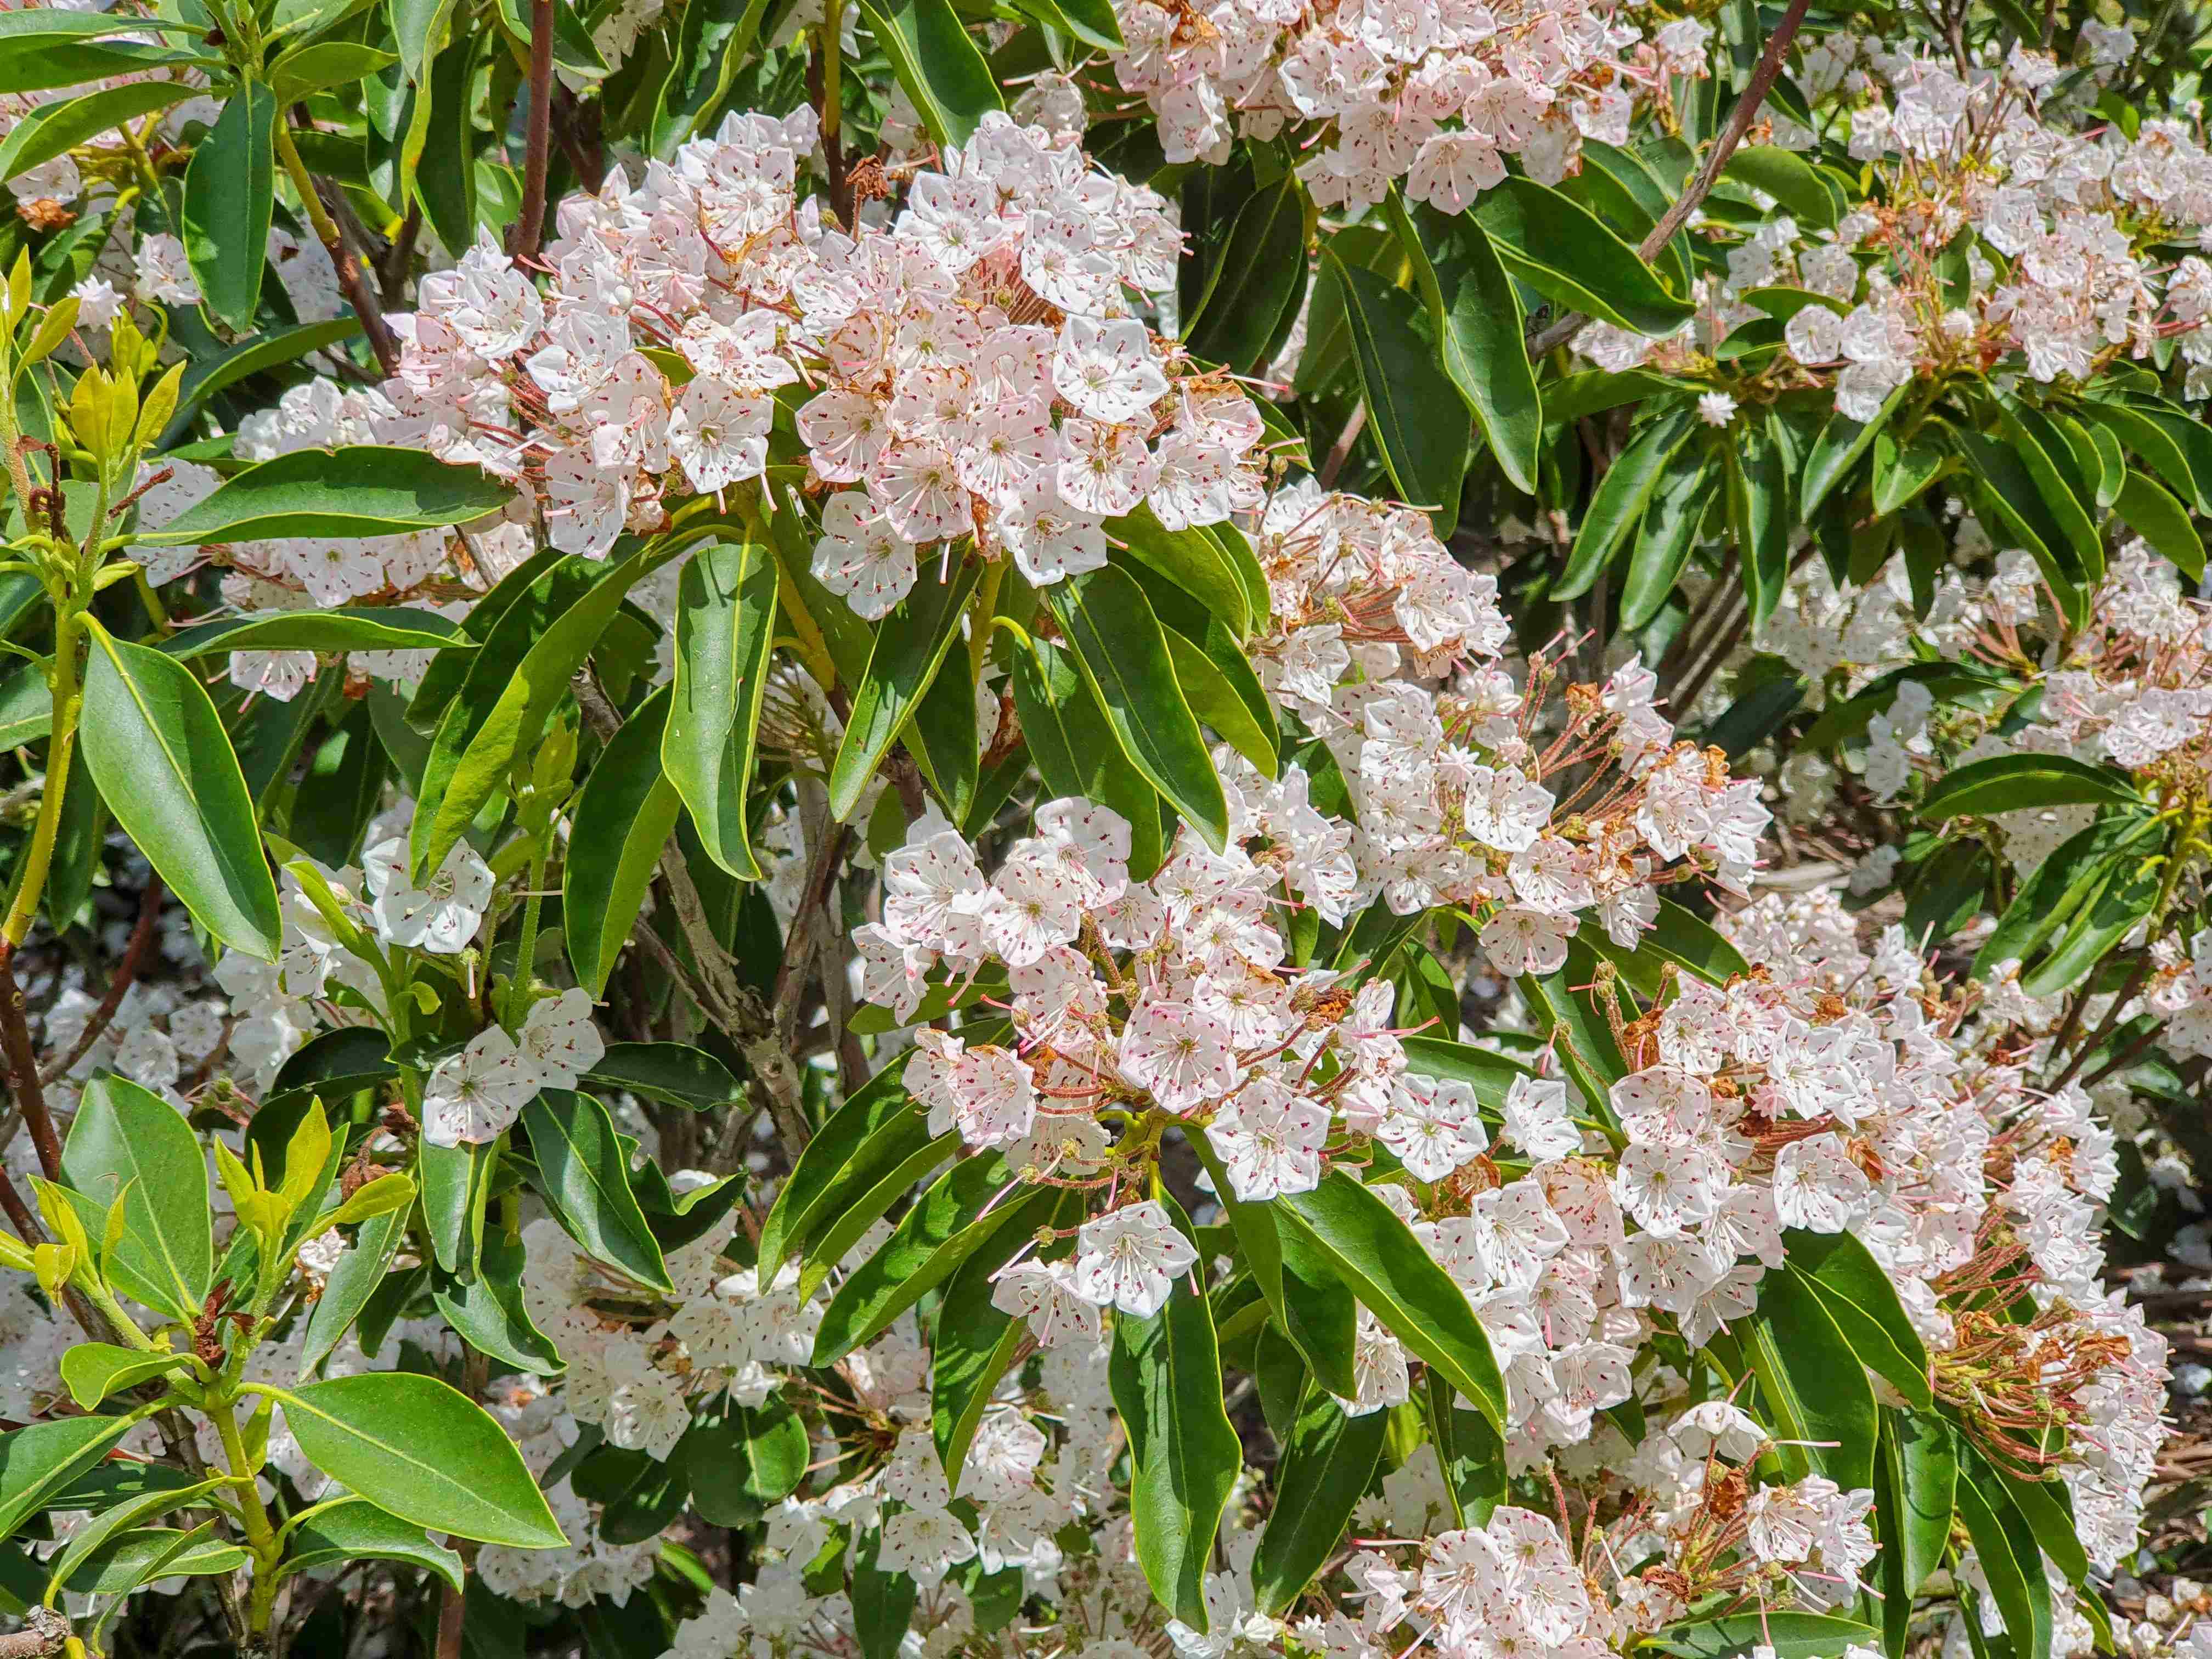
[1730,416,1791,626]
[1972,811,2159,980]
[62,1075,215,1323]
[811,1157,1054,1367]
[930,1235,1035,1479]
[1584,896,1748,996]
[685,1397,810,1526]
[1801,386,1907,516]
[2019,843,2162,1000]
[1920,754,2142,821]
[522,1090,674,1291]
[180,80,278,332]
[276,1373,566,1548]
[567,684,684,996]
[665,541,777,879]
[80,628,280,960]
[857,0,1003,147]
[1956,1446,2053,1659]
[299,1207,407,1379]
[1424,1367,1506,1526]
[1652,1613,1881,1659]
[163,608,470,661]
[279,1497,464,1592]
[1109,1197,1239,1630]
[1192,1138,1357,1398]
[0,1417,134,1543]
[1871,426,1949,515]
[1722,145,1841,228]
[2115,470,2205,580]
[1470,175,1696,336]
[1392,200,1541,494]
[1884,1408,1957,1599]
[1739,1261,1877,1493]
[139,447,509,545]
[1330,252,1466,535]
[1251,1381,1386,1616]
[1276,1172,1505,1429]
[757,1063,929,1277]
[1046,563,1228,851]
[1185,174,1309,376]
[414,542,661,878]
[581,1043,746,1113]
[1784,1231,1931,1408]
[1556,407,1699,600]
[1008,636,1166,878]
[431,1231,563,1374]
[1165,625,1276,777]
[0,82,193,183]
[59,1345,190,1411]
[1621,457,1717,630]
[1113,505,1250,639]
[827,558,982,822]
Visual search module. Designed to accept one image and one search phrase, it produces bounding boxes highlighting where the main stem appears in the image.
[2,611,77,952]
[273,121,399,376]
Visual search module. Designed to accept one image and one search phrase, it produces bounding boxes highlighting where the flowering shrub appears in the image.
[0,0,2205,1657]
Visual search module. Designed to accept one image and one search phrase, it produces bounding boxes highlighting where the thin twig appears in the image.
[0,1608,69,1657]
[511,0,557,263]
[41,874,162,1086]
[1525,0,1815,359]
[1317,405,1368,489]
[0,947,64,1182]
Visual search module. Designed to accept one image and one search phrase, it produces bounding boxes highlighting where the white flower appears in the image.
[1070,1200,1198,1318]
[422,1028,538,1146]
[1696,391,1737,426]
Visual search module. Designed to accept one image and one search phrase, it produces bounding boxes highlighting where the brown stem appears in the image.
[0,1609,69,1657]
[511,0,557,264]
[276,116,400,376]
[2045,955,2154,1094]
[0,948,64,1182]
[1671,604,1750,715]
[1525,0,1815,358]
[379,206,422,308]
[41,874,162,1086]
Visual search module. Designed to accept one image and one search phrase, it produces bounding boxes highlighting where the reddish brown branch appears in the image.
[41,875,162,1086]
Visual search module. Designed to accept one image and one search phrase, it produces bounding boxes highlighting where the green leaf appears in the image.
[61,1524,244,1595]
[1470,176,1696,336]
[2019,844,2162,1000]
[522,1090,674,1291]
[413,541,661,877]
[757,1063,930,1277]
[41,1477,224,1597]
[857,0,1003,148]
[852,1516,919,1659]
[1882,1408,1957,1600]
[1972,811,2158,980]
[59,1345,190,1410]
[1113,505,1251,640]
[664,541,777,879]
[909,656,979,821]
[1164,625,1276,778]
[1920,754,2142,821]
[80,628,281,960]
[1275,1172,1505,1429]
[0,1416,134,1543]
[1652,1613,1880,1659]
[811,1157,1054,1368]
[1185,175,1309,376]
[2115,470,2205,580]
[1044,563,1228,851]
[279,1496,464,1592]
[1399,1036,1534,1109]
[163,608,470,660]
[930,1240,1032,1479]
[1732,415,1792,627]
[1424,1368,1505,1526]
[1739,1261,1877,1493]
[0,15,211,98]
[1190,1138,1357,1398]
[139,447,509,544]
[1871,426,1949,515]
[566,684,684,997]
[1390,200,1541,494]
[1251,1382,1386,1616]
[1956,1445,2054,1659]
[827,557,982,823]
[62,1073,215,1322]
[651,0,775,149]
[685,1397,810,1526]
[1955,428,2090,629]
[0,82,194,184]
[1801,386,1907,516]
[1996,1459,2090,1588]
[1999,398,2105,583]
[1008,636,1166,878]
[1784,1231,1931,1408]
[299,1207,407,1378]
[1721,145,1840,228]
[580,1043,745,1113]
[180,81,278,332]
[1621,455,1717,630]
[1109,1197,1239,1630]
[1583,896,1747,996]
[275,1373,567,1548]
[1556,407,1699,600]
[432,1230,565,1374]
[1330,251,1466,535]
[269,39,397,99]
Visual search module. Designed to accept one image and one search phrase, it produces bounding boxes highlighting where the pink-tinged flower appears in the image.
[1052,317,1168,424]
[867,441,970,545]
[1118,996,1237,1112]
[1479,906,1574,976]
[812,491,917,620]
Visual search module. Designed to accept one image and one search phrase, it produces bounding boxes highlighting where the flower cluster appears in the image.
[1104,0,1665,212]
[1576,48,2212,410]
